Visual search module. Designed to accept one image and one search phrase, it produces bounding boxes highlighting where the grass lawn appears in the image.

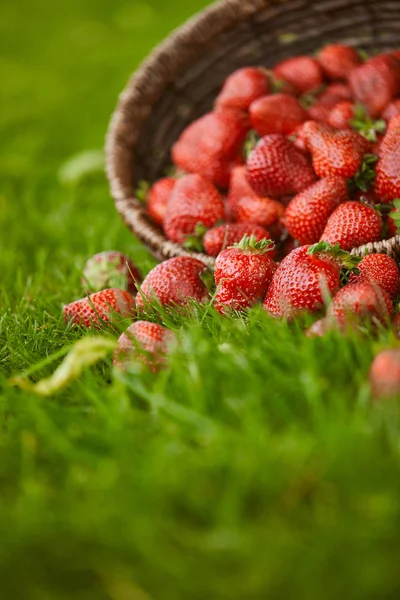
[2,1,400,598]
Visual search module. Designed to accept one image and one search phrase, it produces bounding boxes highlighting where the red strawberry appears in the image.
[171,110,249,188]
[328,281,393,324]
[215,67,270,112]
[263,244,342,318]
[273,56,324,94]
[285,176,348,245]
[347,253,400,300]
[164,174,224,244]
[305,317,342,337]
[246,134,315,197]
[228,165,259,214]
[63,289,136,328]
[320,201,382,250]
[82,251,141,294]
[327,101,354,129]
[203,223,273,257]
[374,124,400,202]
[317,44,361,80]
[214,235,276,313]
[302,121,368,178]
[307,83,353,123]
[349,53,400,117]
[147,177,176,226]
[249,93,307,136]
[369,348,400,399]
[136,256,209,308]
[113,321,175,372]
[233,195,285,231]
[382,98,400,120]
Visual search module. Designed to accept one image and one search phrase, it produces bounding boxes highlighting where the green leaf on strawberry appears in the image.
[350,102,386,142]
[347,153,378,194]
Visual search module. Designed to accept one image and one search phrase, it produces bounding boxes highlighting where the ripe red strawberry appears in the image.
[317,44,361,80]
[328,281,393,324]
[320,201,382,250]
[349,53,400,117]
[246,134,315,197]
[214,235,276,313]
[136,256,210,308]
[215,67,270,112]
[113,321,175,372]
[305,316,343,337]
[171,109,249,188]
[249,93,307,136]
[147,177,176,226]
[374,124,400,202]
[285,176,348,245]
[203,223,273,257]
[82,251,141,294]
[63,289,136,328]
[263,244,342,318]
[228,164,259,208]
[327,101,354,129]
[307,83,352,122]
[273,56,324,94]
[369,348,400,399]
[164,174,224,244]
[302,121,368,178]
[382,98,400,121]
[233,195,285,230]
[347,253,400,300]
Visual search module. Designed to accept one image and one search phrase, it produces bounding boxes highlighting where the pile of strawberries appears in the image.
[63,44,400,373]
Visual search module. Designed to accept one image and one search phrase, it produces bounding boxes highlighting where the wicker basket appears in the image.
[106,0,400,266]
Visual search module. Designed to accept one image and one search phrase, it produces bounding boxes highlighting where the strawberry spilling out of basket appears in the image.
[61,44,400,379]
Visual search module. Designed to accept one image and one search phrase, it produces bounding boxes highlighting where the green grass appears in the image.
[2,1,400,598]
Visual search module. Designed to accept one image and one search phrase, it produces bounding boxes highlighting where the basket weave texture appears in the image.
[106,0,400,266]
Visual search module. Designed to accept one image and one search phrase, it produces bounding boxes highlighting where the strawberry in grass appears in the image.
[136,256,210,309]
[249,93,307,136]
[63,289,136,329]
[370,348,400,399]
[147,177,177,226]
[347,253,400,301]
[203,223,273,257]
[214,235,276,314]
[215,67,270,112]
[164,174,224,244]
[82,251,141,294]
[263,242,359,319]
[328,281,393,325]
[246,134,315,197]
[114,321,175,373]
[317,44,361,80]
[320,201,382,251]
[171,109,249,188]
[285,176,348,245]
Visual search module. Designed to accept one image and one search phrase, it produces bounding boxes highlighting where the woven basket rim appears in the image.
[105,0,400,266]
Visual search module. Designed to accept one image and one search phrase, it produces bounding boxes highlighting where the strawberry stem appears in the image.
[308,241,361,271]
[347,153,378,195]
[244,130,261,158]
[183,222,208,252]
[235,234,274,252]
[350,103,386,142]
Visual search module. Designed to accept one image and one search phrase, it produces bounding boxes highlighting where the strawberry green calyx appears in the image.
[350,103,386,142]
[298,83,327,109]
[308,241,361,271]
[389,199,400,234]
[234,234,275,253]
[244,130,261,158]
[135,179,150,203]
[347,153,378,194]
[183,223,208,252]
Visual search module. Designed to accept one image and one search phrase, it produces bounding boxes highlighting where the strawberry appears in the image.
[273,56,324,94]
[147,177,176,226]
[349,53,400,117]
[171,109,249,188]
[215,67,270,112]
[233,195,285,231]
[82,251,141,294]
[382,98,400,120]
[113,320,175,372]
[164,174,224,244]
[63,289,136,328]
[246,134,315,197]
[263,244,342,318]
[347,253,400,300]
[317,44,361,80]
[136,256,210,308]
[374,124,400,202]
[327,101,354,129]
[214,235,276,313]
[369,348,400,399]
[249,93,307,136]
[307,83,352,122]
[328,281,393,324]
[203,223,272,257]
[302,121,368,178]
[305,317,342,337]
[320,201,382,250]
[285,176,348,245]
